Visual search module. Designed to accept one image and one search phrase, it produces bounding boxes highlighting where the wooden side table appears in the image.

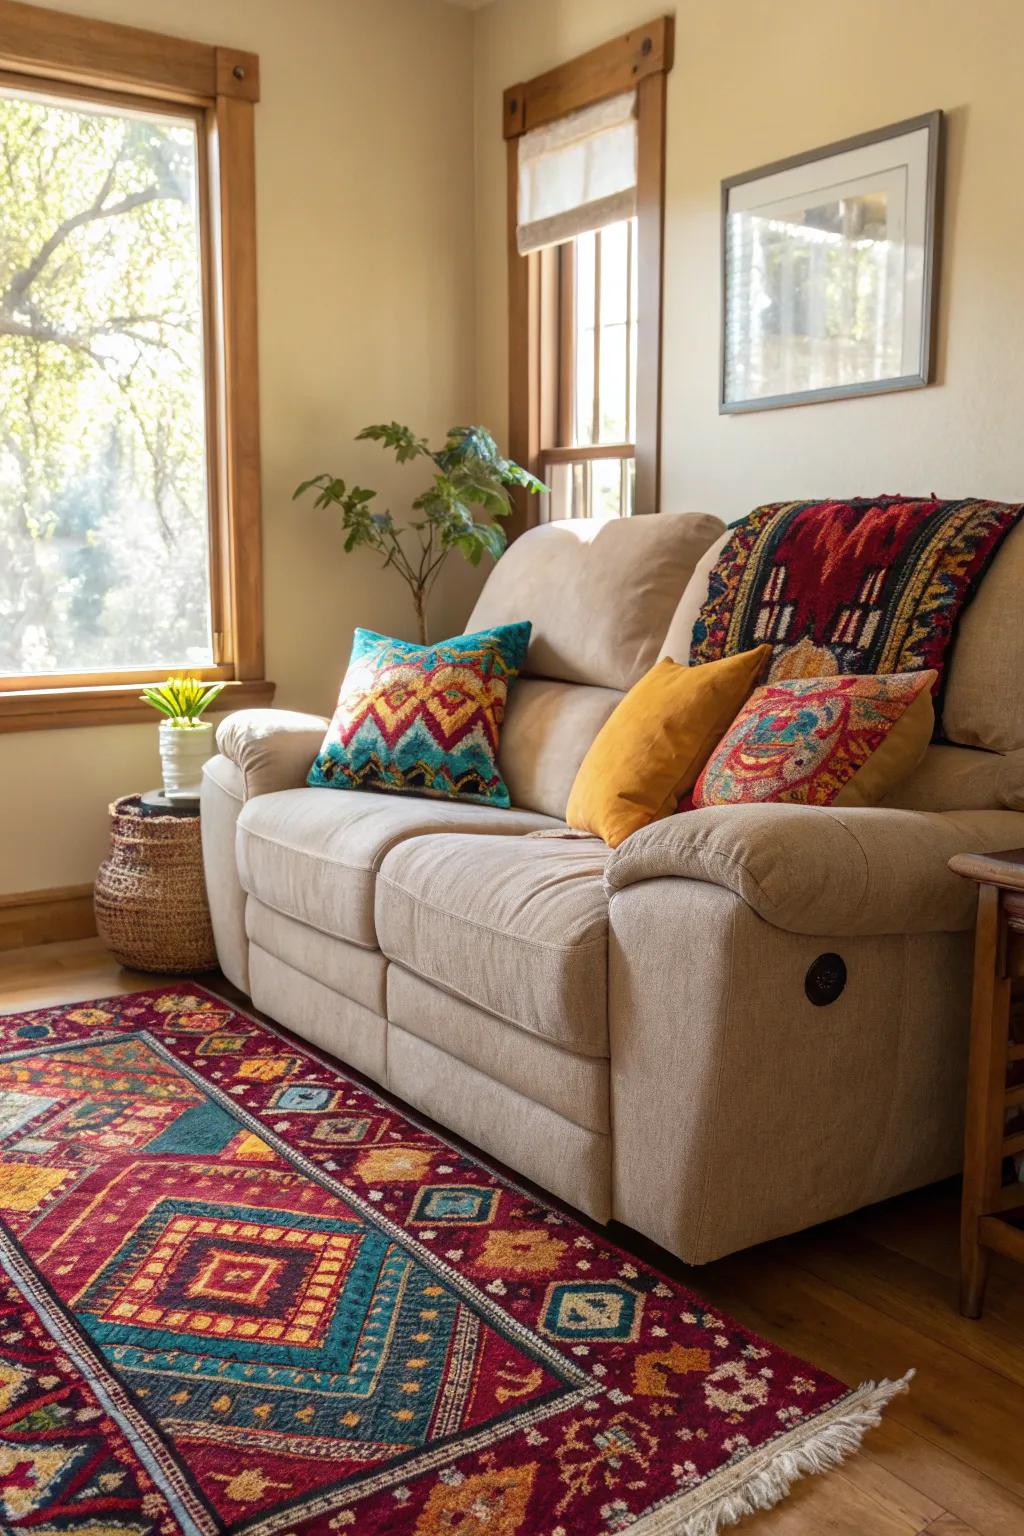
[948,848,1024,1317]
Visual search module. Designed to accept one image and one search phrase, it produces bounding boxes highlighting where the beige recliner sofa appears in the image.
[201,511,1024,1263]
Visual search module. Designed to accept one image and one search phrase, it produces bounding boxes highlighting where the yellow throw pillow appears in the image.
[566,646,771,847]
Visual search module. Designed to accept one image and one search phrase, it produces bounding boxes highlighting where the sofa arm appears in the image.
[603,802,1024,936]
[215,709,328,799]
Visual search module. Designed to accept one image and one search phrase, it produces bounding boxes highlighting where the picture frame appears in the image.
[720,111,943,413]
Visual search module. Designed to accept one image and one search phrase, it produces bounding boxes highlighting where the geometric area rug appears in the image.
[0,988,910,1535]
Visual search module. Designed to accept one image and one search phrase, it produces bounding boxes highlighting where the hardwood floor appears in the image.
[2,937,1023,1536]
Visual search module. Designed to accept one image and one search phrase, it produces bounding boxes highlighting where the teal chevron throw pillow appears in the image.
[307,623,531,807]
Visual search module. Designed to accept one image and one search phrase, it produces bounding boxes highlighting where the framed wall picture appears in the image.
[721,111,943,413]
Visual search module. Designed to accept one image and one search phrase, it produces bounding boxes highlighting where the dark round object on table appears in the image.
[139,788,200,818]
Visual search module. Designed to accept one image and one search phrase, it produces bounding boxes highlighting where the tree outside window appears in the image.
[0,85,212,677]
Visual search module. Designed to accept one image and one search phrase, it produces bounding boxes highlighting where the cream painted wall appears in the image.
[6,0,1023,898]
[1,0,478,895]
[472,0,1024,515]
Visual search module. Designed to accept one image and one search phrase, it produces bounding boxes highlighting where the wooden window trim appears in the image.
[557,243,575,446]
[0,0,271,732]
[0,679,274,735]
[541,444,634,466]
[505,16,673,530]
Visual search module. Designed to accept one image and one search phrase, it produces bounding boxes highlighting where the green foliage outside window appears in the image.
[0,87,212,676]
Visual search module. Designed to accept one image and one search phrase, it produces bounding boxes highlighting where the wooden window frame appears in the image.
[504,15,673,532]
[0,0,272,732]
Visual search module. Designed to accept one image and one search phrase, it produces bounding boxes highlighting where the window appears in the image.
[543,217,638,521]
[0,2,270,730]
[1,87,211,675]
[504,17,673,529]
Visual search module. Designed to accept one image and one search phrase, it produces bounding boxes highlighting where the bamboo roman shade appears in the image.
[516,90,638,255]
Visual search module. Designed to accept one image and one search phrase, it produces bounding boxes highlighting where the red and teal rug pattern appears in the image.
[0,988,908,1535]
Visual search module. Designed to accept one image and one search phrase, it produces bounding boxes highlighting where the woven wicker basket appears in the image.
[94,795,217,973]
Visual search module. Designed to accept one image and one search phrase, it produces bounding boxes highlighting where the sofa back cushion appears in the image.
[942,521,1024,753]
[468,512,725,818]
[881,744,1024,813]
[468,512,725,691]
[497,679,623,820]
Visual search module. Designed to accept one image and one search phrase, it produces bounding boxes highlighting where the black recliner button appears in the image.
[805,953,847,1006]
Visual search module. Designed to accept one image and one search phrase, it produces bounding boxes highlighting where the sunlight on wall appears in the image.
[0,0,479,895]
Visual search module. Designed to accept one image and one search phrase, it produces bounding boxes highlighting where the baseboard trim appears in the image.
[0,884,97,951]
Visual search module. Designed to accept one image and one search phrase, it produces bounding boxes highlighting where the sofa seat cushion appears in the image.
[376,831,610,1055]
[236,788,562,949]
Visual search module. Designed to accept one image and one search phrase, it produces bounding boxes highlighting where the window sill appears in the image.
[0,678,276,734]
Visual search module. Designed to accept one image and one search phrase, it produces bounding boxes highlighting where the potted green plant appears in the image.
[141,676,226,799]
[294,423,545,644]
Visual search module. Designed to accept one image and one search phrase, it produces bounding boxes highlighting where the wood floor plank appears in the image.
[860,1419,1024,1536]
[0,937,161,1013]
[830,1455,946,1528]
[694,1251,1024,1502]
[849,1189,1024,1295]
[740,1462,928,1534]
[781,1226,1024,1390]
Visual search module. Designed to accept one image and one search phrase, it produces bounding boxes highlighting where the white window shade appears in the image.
[517,90,637,255]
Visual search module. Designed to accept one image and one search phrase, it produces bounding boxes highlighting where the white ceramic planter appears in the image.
[159,720,215,799]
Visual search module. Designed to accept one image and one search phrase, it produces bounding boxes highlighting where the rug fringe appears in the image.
[630,1371,914,1536]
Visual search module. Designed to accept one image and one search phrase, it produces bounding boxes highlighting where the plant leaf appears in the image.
[140,689,176,718]
[357,422,430,463]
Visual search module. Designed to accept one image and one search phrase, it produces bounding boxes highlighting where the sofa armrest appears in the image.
[603,802,1024,936]
[215,709,328,799]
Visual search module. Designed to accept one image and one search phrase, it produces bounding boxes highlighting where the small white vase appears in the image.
[159,720,215,800]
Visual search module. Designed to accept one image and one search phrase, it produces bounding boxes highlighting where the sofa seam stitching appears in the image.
[376,873,608,952]
[247,938,383,1017]
[692,893,740,1259]
[239,890,376,946]
[237,823,368,874]
[388,1018,608,1132]
[610,811,878,925]
[203,763,245,805]
[388,1020,611,1143]
[368,823,563,874]
[244,896,380,955]
[385,961,608,1067]
[609,846,774,907]
[826,813,873,917]
[237,821,563,876]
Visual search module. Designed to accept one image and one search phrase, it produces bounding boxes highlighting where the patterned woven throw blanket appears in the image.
[690,497,1024,725]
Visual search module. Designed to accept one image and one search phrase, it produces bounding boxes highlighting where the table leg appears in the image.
[960,885,1011,1318]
